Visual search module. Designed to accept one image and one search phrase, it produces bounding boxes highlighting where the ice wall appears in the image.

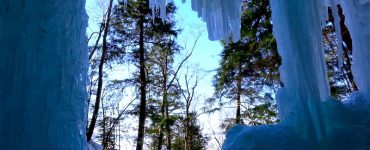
[0,0,88,149]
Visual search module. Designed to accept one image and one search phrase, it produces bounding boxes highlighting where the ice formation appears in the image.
[149,0,168,22]
[1,0,369,149]
[146,0,243,42]
[187,0,243,42]
[0,0,88,149]
[341,0,370,96]
[223,0,370,149]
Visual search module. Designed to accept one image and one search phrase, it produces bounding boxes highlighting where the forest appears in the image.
[85,0,357,149]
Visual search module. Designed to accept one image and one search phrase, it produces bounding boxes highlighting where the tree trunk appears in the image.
[86,0,114,142]
[165,99,172,150]
[157,82,166,150]
[158,54,172,150]
[185,107,190,150]
[136,0,147,149]
[236,63,242,124]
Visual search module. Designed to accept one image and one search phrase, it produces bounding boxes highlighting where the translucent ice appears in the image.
[271,0,329,142]
[223,0,370,149]
[0,0,88,149]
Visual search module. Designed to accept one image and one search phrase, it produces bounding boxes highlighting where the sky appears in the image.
[85,0,225,149]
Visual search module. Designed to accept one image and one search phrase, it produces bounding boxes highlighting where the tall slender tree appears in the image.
[87,0,114,142]
[214,0,280,126]
[110,1,179,149]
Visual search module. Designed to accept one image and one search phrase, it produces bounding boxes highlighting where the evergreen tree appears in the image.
[110,1,180,149]
[172,113,209,150]
[213,0,280,127]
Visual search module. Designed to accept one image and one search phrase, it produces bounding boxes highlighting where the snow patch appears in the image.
[88,141,103,150]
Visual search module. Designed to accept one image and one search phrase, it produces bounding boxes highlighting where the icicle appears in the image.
[332,5,343,67]
[190,0,243,42]
[147,0,168,22]
[270,0,329,142]
[123,0,242,42]
[326,0,344,67]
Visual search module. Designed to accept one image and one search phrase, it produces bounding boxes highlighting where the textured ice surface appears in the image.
[271,0,329,142]
[0,0,88,149]
[223,125,314,150]
[222,0,370,149]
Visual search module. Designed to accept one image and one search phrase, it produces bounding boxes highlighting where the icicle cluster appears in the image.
[149,0,170,22]
[187,0,243,42]
[324,0,370,94]
[130,0,243,42]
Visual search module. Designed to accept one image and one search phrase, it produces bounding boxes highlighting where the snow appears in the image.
[222,0,370,149]
[0,0,88,149]
[88,141,103,150]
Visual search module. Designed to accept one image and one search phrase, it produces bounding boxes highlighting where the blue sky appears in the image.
[85,0,223,104]
[85,0,222,73]
[85,0,224,148]
[172,0,222,107]
[173,0,222,72]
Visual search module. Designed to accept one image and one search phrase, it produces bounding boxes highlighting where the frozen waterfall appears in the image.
[223,0,370,149]
[0,0,88,149]
[1,0,370,149]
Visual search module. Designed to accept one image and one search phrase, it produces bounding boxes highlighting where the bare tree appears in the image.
[176,67,198,150]
[86,0,114,142]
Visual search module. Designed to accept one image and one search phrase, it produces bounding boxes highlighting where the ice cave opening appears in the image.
[1,0,370,149]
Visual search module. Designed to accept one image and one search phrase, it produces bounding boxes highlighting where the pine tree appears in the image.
[213,0,280,126]
[110,1,180,149]
[172,113,209,150]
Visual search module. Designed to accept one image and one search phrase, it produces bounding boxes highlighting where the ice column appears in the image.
[0,0,88,149]
[341,0,370,96]
[271,0,329,142]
